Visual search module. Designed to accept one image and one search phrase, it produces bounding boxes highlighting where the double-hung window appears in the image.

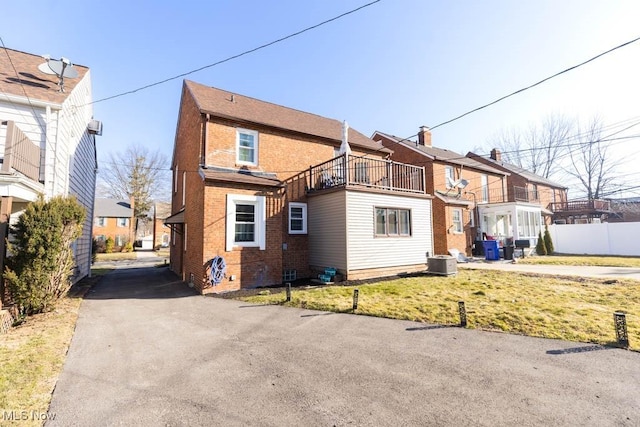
[288,202,307,234]
[375,207,411,237]
[237,128,258,166]
[117,217,128,227]
[226,194,266,250]
[96,217,106,227]
[452,209,463,233]
[445,166,455,188]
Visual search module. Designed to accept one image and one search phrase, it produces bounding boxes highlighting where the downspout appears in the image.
[87,134,98,278]
[201,114,209,167]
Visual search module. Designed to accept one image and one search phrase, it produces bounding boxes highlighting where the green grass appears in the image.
[518,255,640,268]
[0,268,111,425]
[241,270,640,350]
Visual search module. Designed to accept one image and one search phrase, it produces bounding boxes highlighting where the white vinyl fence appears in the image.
[549,222,640,256]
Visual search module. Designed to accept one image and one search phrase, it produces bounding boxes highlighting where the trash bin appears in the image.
[482,240,500,261]
[472,240,484,256]
[503,245,514,260]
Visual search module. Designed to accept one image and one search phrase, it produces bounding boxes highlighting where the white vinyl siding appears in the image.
[347,191,432,270]
[308,191,347,270]
[309,191,432,272]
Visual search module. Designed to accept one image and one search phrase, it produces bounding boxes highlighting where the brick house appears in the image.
[373,128,507,256]
[152,202,172,248]
[466,148,568,245]
[92,198,135,248]
[166,80,433,294]
[0,48,101,306]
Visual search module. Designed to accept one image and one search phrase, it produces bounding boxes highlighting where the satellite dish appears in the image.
[37,55,79,92]
[457,179,469,189]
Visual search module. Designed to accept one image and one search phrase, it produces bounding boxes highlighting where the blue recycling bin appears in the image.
[483,240,500,261]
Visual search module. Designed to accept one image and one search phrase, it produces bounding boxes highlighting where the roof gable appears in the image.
[372,131,507,176]
[0,48,90,105]
[184,80,390,153]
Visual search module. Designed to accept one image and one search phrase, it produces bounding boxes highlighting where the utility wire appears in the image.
[426,35,640,131]
[87,0,381,106]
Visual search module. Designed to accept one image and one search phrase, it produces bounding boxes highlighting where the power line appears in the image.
[426,35,640,131]
[86,0,382,106]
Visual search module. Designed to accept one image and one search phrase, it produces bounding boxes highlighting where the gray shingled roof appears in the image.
[94,198,132,217]
[373,131,507,175]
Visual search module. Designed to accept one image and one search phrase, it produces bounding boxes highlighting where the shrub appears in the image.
[93,238,106,254]
[122,242,133,253]
[543,224,554,254]
[4,195,85,315]
[105,237,115,253]
[536,230,547,255]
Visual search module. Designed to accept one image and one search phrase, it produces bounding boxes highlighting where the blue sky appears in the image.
[3,1,640,197]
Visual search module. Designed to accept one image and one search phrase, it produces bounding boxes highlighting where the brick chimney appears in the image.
[490,148,501,161]
[418,126,432,147]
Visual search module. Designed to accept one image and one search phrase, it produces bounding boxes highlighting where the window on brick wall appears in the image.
[226,194,266,250]
[452,209,463,233]
[95,217,106,227]
[288,202,307,234]
[375,207,411,237]
[481,174,489,202]
[445,166,455,188]
[236,128,258,166]
[117,217,128,227]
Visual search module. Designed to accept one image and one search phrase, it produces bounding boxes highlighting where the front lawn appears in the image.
[240,270,640,351]
[518,255,640,268]
[94,252,137,262]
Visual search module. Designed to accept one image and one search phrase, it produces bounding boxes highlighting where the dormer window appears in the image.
[236,128,258,166]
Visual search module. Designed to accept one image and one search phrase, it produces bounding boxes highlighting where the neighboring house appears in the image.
[166,80,433,294]
[93,198,135,247]
[608,197,640,223]
[373,128,508,256]
[0,47,101,296]
[152,202,172,248]
[466,148,568,245]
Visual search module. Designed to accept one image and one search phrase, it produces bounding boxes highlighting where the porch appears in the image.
[307,154,425,195]
[549,200,612,223]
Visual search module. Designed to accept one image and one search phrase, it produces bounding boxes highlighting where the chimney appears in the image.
[490,148,501,161]
[418,126,432,147]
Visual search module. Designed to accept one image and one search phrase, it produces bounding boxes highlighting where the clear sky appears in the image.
[3,1,640,197]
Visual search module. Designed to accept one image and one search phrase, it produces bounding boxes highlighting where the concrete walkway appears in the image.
[47,264,640,426]
[459,260,640,280]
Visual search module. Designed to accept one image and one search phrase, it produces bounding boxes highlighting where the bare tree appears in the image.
[564,117,625,200]
[97,144,170,219]
[487,113,573,179]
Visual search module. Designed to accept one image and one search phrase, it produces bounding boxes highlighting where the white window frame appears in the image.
[445,166,455,188]
[226,194,266,251]
[236,128,259,166]
[182,171,186,207]
[452,208,463,233]
[481,174,489,202]
[288,202,307,234]
[174,165,178,194]
[375,207,412,237]
[117,217,128,227]
[96,217,106,227]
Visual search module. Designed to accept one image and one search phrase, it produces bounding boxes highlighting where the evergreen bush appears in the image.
[4,195,85,315]
[536,230,547,255]
[543,224,554,254]
[105,237,115,253]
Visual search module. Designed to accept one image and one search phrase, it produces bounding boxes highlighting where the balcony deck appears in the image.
[549,200,612,216]
[308,154,425,195]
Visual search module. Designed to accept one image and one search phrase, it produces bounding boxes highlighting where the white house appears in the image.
[0,47,101,287]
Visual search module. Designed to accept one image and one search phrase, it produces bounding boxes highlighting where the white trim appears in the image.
[182,171,186,207]
[225,194,266,251]
[288,202,307,234]
[452,208,463,233]
[236,128,259,166]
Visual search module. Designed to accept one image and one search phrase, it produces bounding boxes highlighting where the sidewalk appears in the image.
[459,260,640,281]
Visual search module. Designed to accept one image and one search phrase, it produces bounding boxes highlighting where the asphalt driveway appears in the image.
[48,264,640,426]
